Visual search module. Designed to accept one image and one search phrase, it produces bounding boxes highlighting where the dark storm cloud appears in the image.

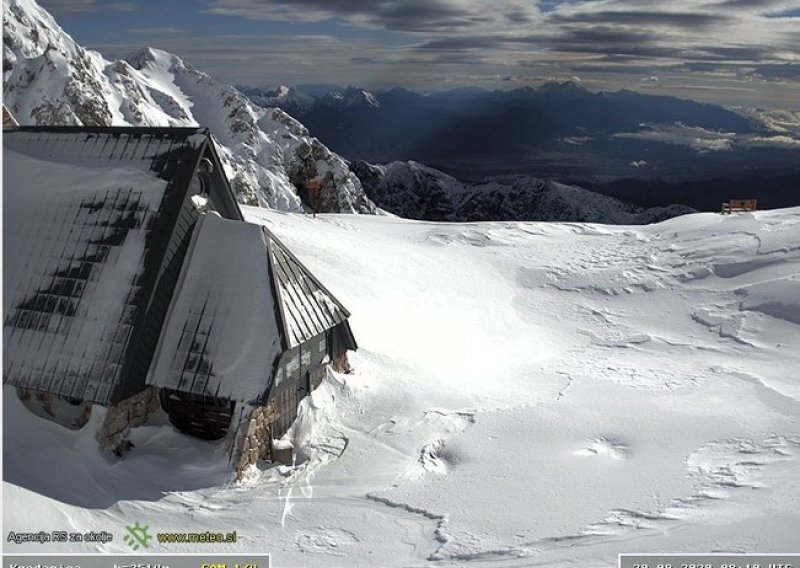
[683,61,738,73]
[350,56,381,65]
[542,30,686,60]
[40,0,137,13]
[767,7,800,16]
[207,0,506,32]
[428,52,489,64]
[750,63,800,80]
[377,3,487,32]
[555,27,658,46]
[549,10,729,29]
[566,63,682,76]
[417,36,507,51]
[506,10,533,23]
[39,0,99,13]
[95,0,798,106]
[712,0,787,8]
[700,45,776,60]
[205,0,800,67]
[417,27,670,58]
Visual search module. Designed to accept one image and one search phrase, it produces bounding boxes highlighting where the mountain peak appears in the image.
[380,86,418,98]
[323,86,381,109]
[537,79,590,97]
[125,46,183,71]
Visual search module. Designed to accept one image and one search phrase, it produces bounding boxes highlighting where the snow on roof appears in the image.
[3,128,209,405]
[3,127,353,406]
[147,214,355,401]
[266,229,351,348]
[147,215,283,402]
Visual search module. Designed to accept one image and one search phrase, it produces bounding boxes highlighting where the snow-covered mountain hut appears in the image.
[3,126,356,474]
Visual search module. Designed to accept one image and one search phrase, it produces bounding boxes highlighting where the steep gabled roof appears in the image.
[265,228,351,349]
[146,214,356,403]
[3,127,240,405]
[146,215,283,402]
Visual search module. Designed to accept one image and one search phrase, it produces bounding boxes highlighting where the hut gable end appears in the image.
[146,215,283,403]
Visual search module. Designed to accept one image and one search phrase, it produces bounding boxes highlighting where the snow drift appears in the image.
[5,206,800,566]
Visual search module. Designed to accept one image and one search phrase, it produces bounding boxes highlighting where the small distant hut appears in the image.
[3,126,356,476]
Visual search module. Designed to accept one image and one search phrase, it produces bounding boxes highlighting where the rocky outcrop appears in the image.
[351,160,458,221]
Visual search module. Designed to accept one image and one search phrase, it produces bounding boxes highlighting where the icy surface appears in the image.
[148,215,281,401]
[4,207,800,565]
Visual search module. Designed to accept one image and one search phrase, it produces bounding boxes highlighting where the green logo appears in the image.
[123,522,152,550]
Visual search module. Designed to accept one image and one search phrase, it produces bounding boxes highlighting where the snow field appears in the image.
[4,207,800,566]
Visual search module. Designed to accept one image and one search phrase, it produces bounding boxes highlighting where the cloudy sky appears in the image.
[42,0,800,107]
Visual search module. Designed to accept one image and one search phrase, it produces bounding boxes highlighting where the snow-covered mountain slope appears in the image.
[6,207,800,565]
[460,177,696,224]
[353,159,695,223]
[2,0,376,213]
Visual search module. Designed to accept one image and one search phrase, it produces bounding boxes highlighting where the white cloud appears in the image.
[613,122,800,152]
[742,135,800,148]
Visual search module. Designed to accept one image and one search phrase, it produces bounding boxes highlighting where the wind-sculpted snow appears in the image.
[2,0,376,213]
[6,206,799,565]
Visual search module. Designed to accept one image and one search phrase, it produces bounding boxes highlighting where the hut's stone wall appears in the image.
[230,402,276,480]
[16,387,92,429]
[96,387,159,455]
[331,353,351,374]
[229,360,345,479]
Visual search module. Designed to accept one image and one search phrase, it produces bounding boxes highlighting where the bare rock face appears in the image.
[3,0,376,214]
[289,136,376,214]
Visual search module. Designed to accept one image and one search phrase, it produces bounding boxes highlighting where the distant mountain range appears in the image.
[239,83,800,184]
[351,160,695,224]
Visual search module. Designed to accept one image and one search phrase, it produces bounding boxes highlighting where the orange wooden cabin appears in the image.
[721,199,757,214]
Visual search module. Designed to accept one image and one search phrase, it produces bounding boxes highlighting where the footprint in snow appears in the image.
[575,438,631,460]
[295,528,359,555]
